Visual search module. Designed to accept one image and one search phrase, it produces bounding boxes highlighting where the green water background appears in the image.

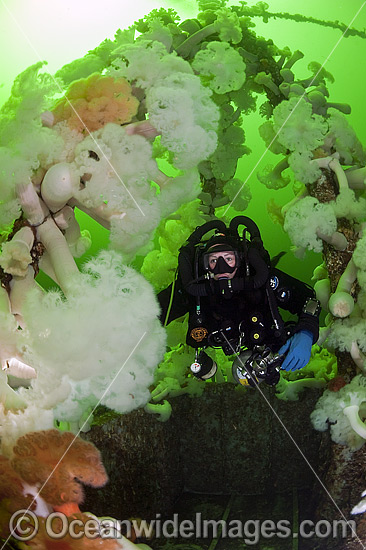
[0,0,365,286]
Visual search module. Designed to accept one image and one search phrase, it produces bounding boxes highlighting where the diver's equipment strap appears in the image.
[229,216,262,243]
[295,297,321,343]
[247,248,269,289]
[187,220,227,245]
[302,297,321,317]
[188,216,263,248]
[265,279,286,339]
[178,242,200,292]
[295,308,320,344]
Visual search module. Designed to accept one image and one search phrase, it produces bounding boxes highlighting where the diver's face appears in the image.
[208,251,237,280]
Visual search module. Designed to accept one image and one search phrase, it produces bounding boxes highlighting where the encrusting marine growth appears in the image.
[0,429,148,549]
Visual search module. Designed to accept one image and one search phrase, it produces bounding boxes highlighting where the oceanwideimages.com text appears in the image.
[10,510,357,545]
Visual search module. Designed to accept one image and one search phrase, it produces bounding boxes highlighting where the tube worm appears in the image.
[0,369,27,410]
[276,47,292,69]
[38,251,60,285]
[283,50,304,69]
[278,68,294,97]
[176,23,218,58]
[0,226,34,278]
[314,277,331,311]
[317,314,334,347]
[239,47,258,63]
[259,158,290,190]
[125,120,160,140]
[278,82,291,97]
[345,166,366,190]
[280,68,295,83]
[53,206,73,230]
[316,228,348,251]
[281,188,308,218]
[16,182,48,226]
[307,91,351,115]
[67,198,126,230]
[9,266,43,327]
[314,155,349,192]
[254,72,280,95]
[343,404,366,440]
[53,206,91,258]
[328,257,357,317]
[3,358,36,380]
[326,102,351,114]
[350,341,366,374]
[32,166,47,187]
[312,262,328,281]
[68,198,111,229]
[41,162,79,212]
[40,110,55,128]
[36,217,80,295]
[288,83,305,97]
[279,80,305,98]
[154,170,172,188]
[0,285,11,313]
[317,325,332,347]
[0,285,33,382]
[328,157,349,190]
[307,90,327,112]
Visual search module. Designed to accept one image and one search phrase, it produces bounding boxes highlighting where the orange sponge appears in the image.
[11,429,108,508]
[52,73,139,133]
[0,456,35,538]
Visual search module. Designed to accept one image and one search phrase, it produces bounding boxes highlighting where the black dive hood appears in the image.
[203,233,239,275]
[179,216,270,297]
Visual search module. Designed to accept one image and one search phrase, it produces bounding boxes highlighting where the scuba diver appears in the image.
[158,216,320,388]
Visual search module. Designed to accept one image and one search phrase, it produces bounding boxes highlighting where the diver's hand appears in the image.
[278,330,313,371]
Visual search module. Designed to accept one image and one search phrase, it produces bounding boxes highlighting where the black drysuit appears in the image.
[158,243,319,355]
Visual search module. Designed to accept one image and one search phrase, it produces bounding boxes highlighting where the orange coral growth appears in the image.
[52,73,139,133]
[0,456,34,538]
[11,429,108,507]
[53,502,82,516]
[0,455,33,512]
